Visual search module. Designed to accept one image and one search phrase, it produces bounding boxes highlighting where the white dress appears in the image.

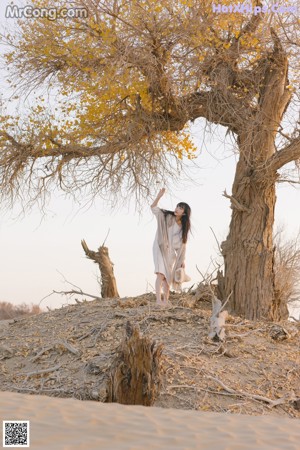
[152,206,182,278]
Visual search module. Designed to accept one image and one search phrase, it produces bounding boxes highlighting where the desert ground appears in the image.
[1,292,300,448]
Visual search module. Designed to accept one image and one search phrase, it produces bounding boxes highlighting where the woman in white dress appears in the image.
[151,188,191,306]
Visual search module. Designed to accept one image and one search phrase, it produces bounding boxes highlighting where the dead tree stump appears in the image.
[81,239,119,298]
[107,321,163,406]
[209,295,228,342]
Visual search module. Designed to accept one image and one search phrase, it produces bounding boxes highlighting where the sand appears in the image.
[1,391,300,449]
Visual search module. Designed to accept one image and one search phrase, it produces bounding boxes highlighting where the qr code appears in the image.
[3,421,30,447]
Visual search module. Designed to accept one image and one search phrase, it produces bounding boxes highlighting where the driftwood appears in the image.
[76,322,109,344]
[81,239,119,298]
[206,375,297,408]
[194,266,224,303]
[269,324,290,341]
[30,340,80,362]
[208,291,231,342]
[17,364,63,381]
[107,321,163,406]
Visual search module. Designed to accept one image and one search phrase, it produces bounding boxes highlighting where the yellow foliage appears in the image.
[1,0,294,163]
[160,130,197,160]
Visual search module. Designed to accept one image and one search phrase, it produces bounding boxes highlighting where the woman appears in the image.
[151,188,191,306]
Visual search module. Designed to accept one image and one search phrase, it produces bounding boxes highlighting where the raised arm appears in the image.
[151,188,166,208]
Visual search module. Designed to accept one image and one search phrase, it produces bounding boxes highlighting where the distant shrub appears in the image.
[274,228,300,311]
[0,301,43,320]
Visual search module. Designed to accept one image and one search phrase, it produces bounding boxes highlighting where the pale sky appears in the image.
[0,1,299,313]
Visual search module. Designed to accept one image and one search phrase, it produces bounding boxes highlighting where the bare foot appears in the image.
[154,301,164,308]
[162,301,172,308]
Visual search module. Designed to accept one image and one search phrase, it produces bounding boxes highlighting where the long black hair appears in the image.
[162,202,191,244]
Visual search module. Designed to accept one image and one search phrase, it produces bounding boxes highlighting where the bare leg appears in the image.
[162,279,170,303]
[155,273,164,305]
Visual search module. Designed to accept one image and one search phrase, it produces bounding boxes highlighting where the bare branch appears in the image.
[206,375,296,407]
[17,364,63,379]
[222,189,250,212]
[102,229,111,247]
[53,289,102,301]
[209,226,222,255]
[266,137,300,173]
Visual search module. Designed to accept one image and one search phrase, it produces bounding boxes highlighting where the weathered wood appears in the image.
[216,270,226,301]
[107,321,163,406]
[30,340,80,362]
[81,239,119,298]
[207,375,296,408]
[221,174,288,321]
[209,296,228,342]
[17,364,63,380]
[218,30,292,321]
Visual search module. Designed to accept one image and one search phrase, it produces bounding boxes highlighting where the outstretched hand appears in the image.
[157,188,166,198]
[151,187,166,208]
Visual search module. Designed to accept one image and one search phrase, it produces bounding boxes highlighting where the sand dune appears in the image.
[1,391,300,449]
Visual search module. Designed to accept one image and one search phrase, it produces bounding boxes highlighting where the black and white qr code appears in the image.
[3,421,30,447]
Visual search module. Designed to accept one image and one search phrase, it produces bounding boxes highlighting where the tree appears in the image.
[0,0,299,320]
[81,239,120,298]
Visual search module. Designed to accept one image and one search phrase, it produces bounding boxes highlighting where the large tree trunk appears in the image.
[217,27,292,322]
[221,158,289,321]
